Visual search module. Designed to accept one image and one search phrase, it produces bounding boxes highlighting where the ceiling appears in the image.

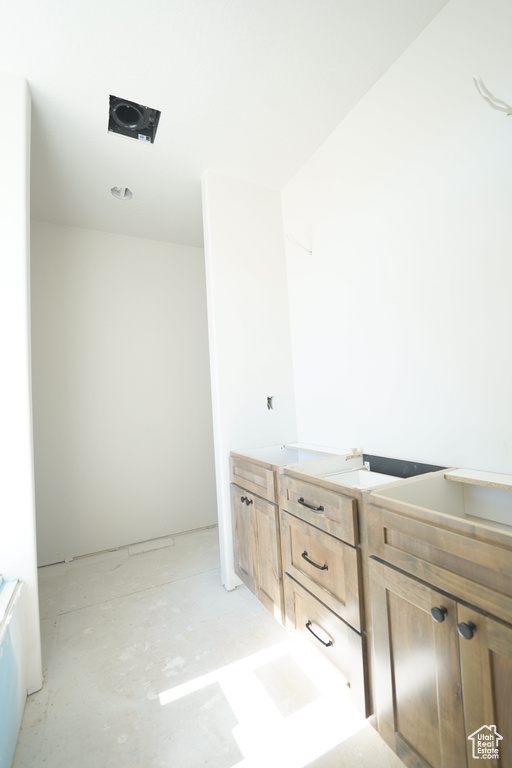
[0,0,448,247]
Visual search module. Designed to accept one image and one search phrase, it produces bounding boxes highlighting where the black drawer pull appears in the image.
[240,496,253,506]
[298,497,324,512]
[306,620,333,647]
[302,551,328,571]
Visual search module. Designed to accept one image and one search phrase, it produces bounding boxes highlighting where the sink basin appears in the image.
[323,469,399,490]
[372,470,512,531]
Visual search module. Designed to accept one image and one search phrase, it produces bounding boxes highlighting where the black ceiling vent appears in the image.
[108,95,161,144]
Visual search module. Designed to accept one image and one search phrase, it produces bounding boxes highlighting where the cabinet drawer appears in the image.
[230,456,275,502]
[280,474,358,545]
[281,511,362,630]
[368,502,512,625]
[284,576,367,715]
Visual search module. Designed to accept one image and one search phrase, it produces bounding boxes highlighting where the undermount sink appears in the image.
[322,469,400,490]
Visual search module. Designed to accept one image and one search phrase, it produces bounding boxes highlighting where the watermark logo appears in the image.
[468,725,502,760]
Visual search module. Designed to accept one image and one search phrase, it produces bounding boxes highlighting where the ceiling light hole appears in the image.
[111,186,133,200]
[112,103,144,130]
[108,95,161,143]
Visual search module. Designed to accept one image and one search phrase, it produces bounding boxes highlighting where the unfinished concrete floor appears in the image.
[13,527,404,768]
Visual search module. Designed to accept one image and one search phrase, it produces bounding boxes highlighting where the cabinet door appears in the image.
[231,484,283,621]
[231,484,256,591]
[458,606,512,768]
[370,560,466,768]
[254,496,283,622]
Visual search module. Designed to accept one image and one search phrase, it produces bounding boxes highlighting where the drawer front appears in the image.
[281,511,362,630]
[368,502,512,625]
[284,576,368,715]
[280,474,358,545]
[230,456,275,502]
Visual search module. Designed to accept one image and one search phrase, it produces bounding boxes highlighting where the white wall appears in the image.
[31,222,216,565]
[0,72,42,693]
[202,171,297,588]
[282,0,512,474]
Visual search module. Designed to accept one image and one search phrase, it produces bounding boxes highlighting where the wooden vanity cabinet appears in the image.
[230,455,283,622]
[368,474,512,768]
[370,559,467,768]
[230,484,257,592]
[458,605,512,768]
[280,471,369,714]
[230,454,275,503]
[281,512,362,630]
[285,576,367,714]
[370,558,512,768]
[280,472,358,544]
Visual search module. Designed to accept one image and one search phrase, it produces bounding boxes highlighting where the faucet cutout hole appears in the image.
[267,396,274,410]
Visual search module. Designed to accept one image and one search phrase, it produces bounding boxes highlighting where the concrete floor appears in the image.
[13,527,405,768]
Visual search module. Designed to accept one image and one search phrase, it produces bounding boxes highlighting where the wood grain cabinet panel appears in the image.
[280,474,358,545]
[281,511,362,631]
[458,606,512,768]
[367,503,512,625]
[253,496,283,620]
[231,484,257,592]
[370,559,466,768]
[231,482,283,621]
[230,456,275,503]
[280,468,369,715]
[284,576,367,715]
[370,557,512,768]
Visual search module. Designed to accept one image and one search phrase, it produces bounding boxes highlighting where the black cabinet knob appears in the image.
[457,621,476,640]
[431,606,448,623]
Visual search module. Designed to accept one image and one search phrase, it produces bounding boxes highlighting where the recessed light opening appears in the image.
[112,103,145,130]
[108,95,161,143]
